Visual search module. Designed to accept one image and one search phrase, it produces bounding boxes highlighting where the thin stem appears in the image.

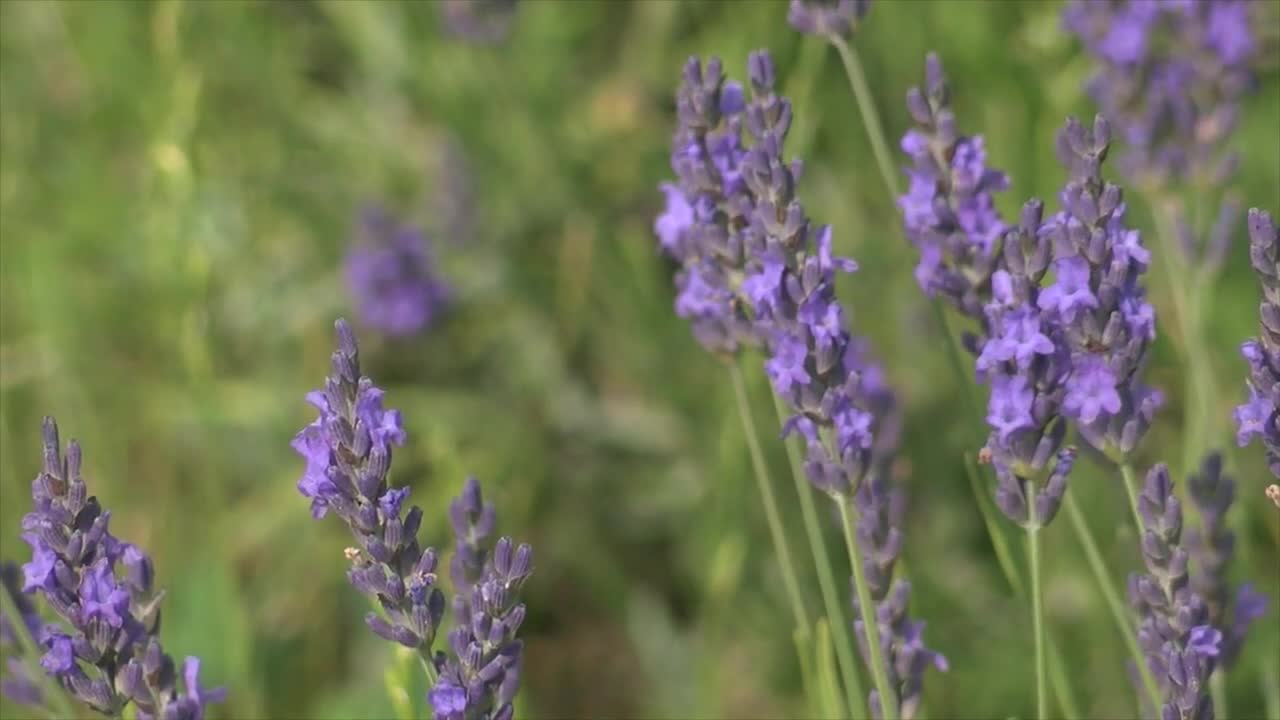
[1062,491,1163,710]
[1025,486,1047,720]
[1210,668,1227,720]
[1047,633,1082,720]
[773,392,867,719]
[838,499,899,720]
[1120,462,1145,535]
[827,33,901,198]
[0,585,77,719]
[728,364,812,635]
[418,650,438,686]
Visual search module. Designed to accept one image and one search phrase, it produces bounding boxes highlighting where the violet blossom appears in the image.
[345,207,451,338]
[1185,453,1267,668]
[1128,464,1221,720]
[1236,208,1280,476]
[19,417,225,719]
[788,0,871,37]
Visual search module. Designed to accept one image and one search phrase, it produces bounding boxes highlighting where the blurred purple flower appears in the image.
[345,207,451,338]
[788,0,871,37]
[440,0,516,44]
[1237,208,1280,476]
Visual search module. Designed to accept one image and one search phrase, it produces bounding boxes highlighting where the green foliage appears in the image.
[1,1,1276,718]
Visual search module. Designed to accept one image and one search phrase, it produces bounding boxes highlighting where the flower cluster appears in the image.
[293,319,447,653]
[655,56,756,355]
[345,206,451,338]
[1,562,42,707]
[430,481,533,720]
[1062,0,1257,189]
[899,53,1011,328]
[1185,453,1267,669]
[440,0,517,44]
[788,0,871,37]
[431,477,533,720]
[1236,208,1280,476]
[19,417,224,719]
[851,475,947,720]
[1043,115,1161,457]
[296,321,533,720]
[1128,464,1221,720]
[979,200,1075,528]
[731,50,896,499]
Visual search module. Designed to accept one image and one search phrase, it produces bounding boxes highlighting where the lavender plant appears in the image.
[440,0,517,44]
[295,320,532,720]
[1129,464,1223,720]
[851,475,946,720]
[345,207,451,338]
[18,417,225,719]
[1236,208,1280,477]
[428,478,533,720]
[899,53,1010,330]
[0,562,43,708]
[788,0,870,38]
[1185,453,1267,670]
[1062,0,1257,190]
[1063,0,1261,473]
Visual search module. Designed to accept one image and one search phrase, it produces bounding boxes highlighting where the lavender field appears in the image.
[1,1,1278,719]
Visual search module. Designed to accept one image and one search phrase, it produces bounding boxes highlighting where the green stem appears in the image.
[1062,491,1162,710]
[827,33,901,198]
[1210,668,1227,720]
[838,499,899,720]
[1047,633,1082,720]
[773,392,867,719]
[0,584,77,719]
[418,651,438,686]
[1026,487,1047,720]
[728,364,811,636]
[1120,462,1145,535]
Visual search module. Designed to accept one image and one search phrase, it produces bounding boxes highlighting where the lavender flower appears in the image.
[851,475,947,720]
[980,201,1076,528]
[788,0,870,37]
[20,417,225,718]
[1128,464,1220,720]
[431,481,532,720]
[1063,0,1258,189]
[728,49,897,499]
[655,56,757,355]
[1044,115,1162,457]
[345,207,451,338]
[899,53,1011,327]
[292,319,447,654]
[440,0,516,44]
[0,562,43,707]
[1236,208,1280,476]
[1186,453,1267,668]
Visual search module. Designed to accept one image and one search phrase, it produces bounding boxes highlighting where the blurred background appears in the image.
[1,1,1277,718]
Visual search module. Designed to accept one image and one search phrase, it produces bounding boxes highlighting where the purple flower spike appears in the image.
[1045,116,1161,457]
[656,51,898,499]
[1237,208,1280,476]
[294,320,446,654]
[0,563,43,708]
[432,480,533,720]
[345,207,451,338]
[788,0,871,37]
[1186,453,1266,668]
[16,418,224,717]
[1128,464,1218,720]
[851,475,947,720]
[898,54,1011,324]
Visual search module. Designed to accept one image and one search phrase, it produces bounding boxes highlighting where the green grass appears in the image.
[1,1,1277,718]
